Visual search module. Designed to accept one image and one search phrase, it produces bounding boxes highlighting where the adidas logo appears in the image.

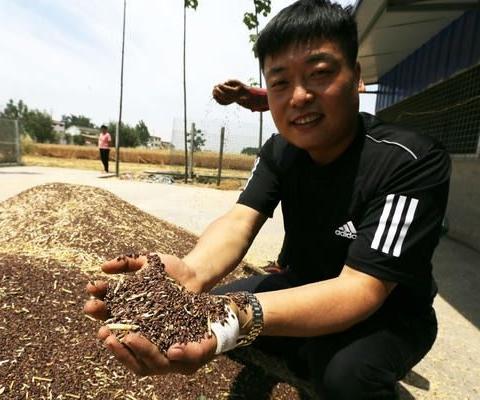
[335,221,357,239]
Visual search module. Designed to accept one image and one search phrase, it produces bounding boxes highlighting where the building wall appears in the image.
[376,10,480,111]
[447,158,480,251]
[52,121,65,133]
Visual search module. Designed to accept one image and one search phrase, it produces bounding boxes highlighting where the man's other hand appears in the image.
[212,79,252,106]
[98,327,217,376]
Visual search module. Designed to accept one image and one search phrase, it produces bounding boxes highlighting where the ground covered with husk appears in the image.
[0,183,303,400]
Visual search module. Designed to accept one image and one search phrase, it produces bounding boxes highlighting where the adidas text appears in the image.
[335,221,357,240]
[335,229,357,239]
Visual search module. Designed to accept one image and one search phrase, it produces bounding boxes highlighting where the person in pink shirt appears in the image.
[98,125,112,173]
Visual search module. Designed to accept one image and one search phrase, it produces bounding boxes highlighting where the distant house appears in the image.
[65,126,98,137]
[65,125,99,145]
[147,135,162,148]
[51,120,65,133]
[147,135,174,150]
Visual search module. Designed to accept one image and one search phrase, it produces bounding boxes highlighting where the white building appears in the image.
[65,125,98,137]
[147,135,173,149]
[51,120,65,133]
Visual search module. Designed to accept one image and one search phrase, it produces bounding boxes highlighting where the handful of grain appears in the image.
[104,253,230,354]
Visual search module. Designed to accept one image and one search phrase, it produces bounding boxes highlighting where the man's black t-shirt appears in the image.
[238,113,451,315]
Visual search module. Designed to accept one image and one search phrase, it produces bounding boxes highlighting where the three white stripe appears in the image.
[243,157,260,191]
[371,194,419,257]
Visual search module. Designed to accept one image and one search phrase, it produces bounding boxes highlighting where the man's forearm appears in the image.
[183,206,266,292]
[254,266,394,337]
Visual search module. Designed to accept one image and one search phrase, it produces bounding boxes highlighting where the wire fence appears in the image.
[0,118,21,164]
[377,64,480,156]
[170,116,276,155]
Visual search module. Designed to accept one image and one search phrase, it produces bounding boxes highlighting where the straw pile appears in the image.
[0,183,199,274]
[0,183,302,399]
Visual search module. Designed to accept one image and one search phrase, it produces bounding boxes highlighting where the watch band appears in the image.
[236,292,264,347]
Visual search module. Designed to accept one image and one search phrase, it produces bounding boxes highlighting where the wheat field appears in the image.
[27,143,256,171]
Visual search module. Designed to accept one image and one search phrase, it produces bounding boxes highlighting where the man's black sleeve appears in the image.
[346,145,451,287]
[237,136,281,218]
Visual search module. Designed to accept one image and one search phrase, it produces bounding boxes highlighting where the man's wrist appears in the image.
[228,299,253,336]
[228,292,264,347]
[241,86,269,112]
[247,86,267,96]
[178,256,205,293]
[211,293,263,354]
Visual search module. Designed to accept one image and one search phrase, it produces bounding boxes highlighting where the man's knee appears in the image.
[320,352,398,400]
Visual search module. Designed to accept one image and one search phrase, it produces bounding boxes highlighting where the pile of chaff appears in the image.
[0,183,198,273]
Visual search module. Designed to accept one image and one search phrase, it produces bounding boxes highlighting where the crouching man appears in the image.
[85,1,450,398]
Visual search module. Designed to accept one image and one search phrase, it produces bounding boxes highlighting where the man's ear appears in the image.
[355,62,364,92]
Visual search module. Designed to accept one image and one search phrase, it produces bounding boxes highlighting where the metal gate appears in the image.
[0,118,21,164]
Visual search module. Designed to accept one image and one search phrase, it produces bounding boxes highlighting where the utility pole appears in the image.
[217,126,225,186]
[183,4,188,183]
[115,0,126,176]
[188,122,195,180]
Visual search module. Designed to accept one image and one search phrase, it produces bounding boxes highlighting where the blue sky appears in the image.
[0,0,376,150]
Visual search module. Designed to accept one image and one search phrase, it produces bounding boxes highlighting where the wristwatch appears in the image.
[236,292,264,347]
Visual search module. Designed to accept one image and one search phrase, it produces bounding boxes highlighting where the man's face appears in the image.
[264,39,360,163]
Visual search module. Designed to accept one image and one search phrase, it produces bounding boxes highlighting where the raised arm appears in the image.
[212,79,269,112]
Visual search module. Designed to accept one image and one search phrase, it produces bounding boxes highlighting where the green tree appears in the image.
[73,135,86,145]
[135,120,150,146]
[23,110,55,143]
[62,114,95,129]
[187,126,206,152]
[184,0,198,9]
[183,0,200,180]
[243,1,272,151]
[1,99,56,143]
[241,146,259,156]
[243,0,271,30]
[0,99,28,120]
[108,122,139,148]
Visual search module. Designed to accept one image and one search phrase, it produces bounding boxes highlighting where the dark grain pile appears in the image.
[104,253,230,353]
[0,254,302,399]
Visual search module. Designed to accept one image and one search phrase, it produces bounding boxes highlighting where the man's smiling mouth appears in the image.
[291,113,323,125]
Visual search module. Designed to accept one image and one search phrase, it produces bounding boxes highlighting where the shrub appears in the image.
[21,134,35,154]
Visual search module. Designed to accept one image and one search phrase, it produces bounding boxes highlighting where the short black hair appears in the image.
[100,125,108,130]
[254,0,358,69]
